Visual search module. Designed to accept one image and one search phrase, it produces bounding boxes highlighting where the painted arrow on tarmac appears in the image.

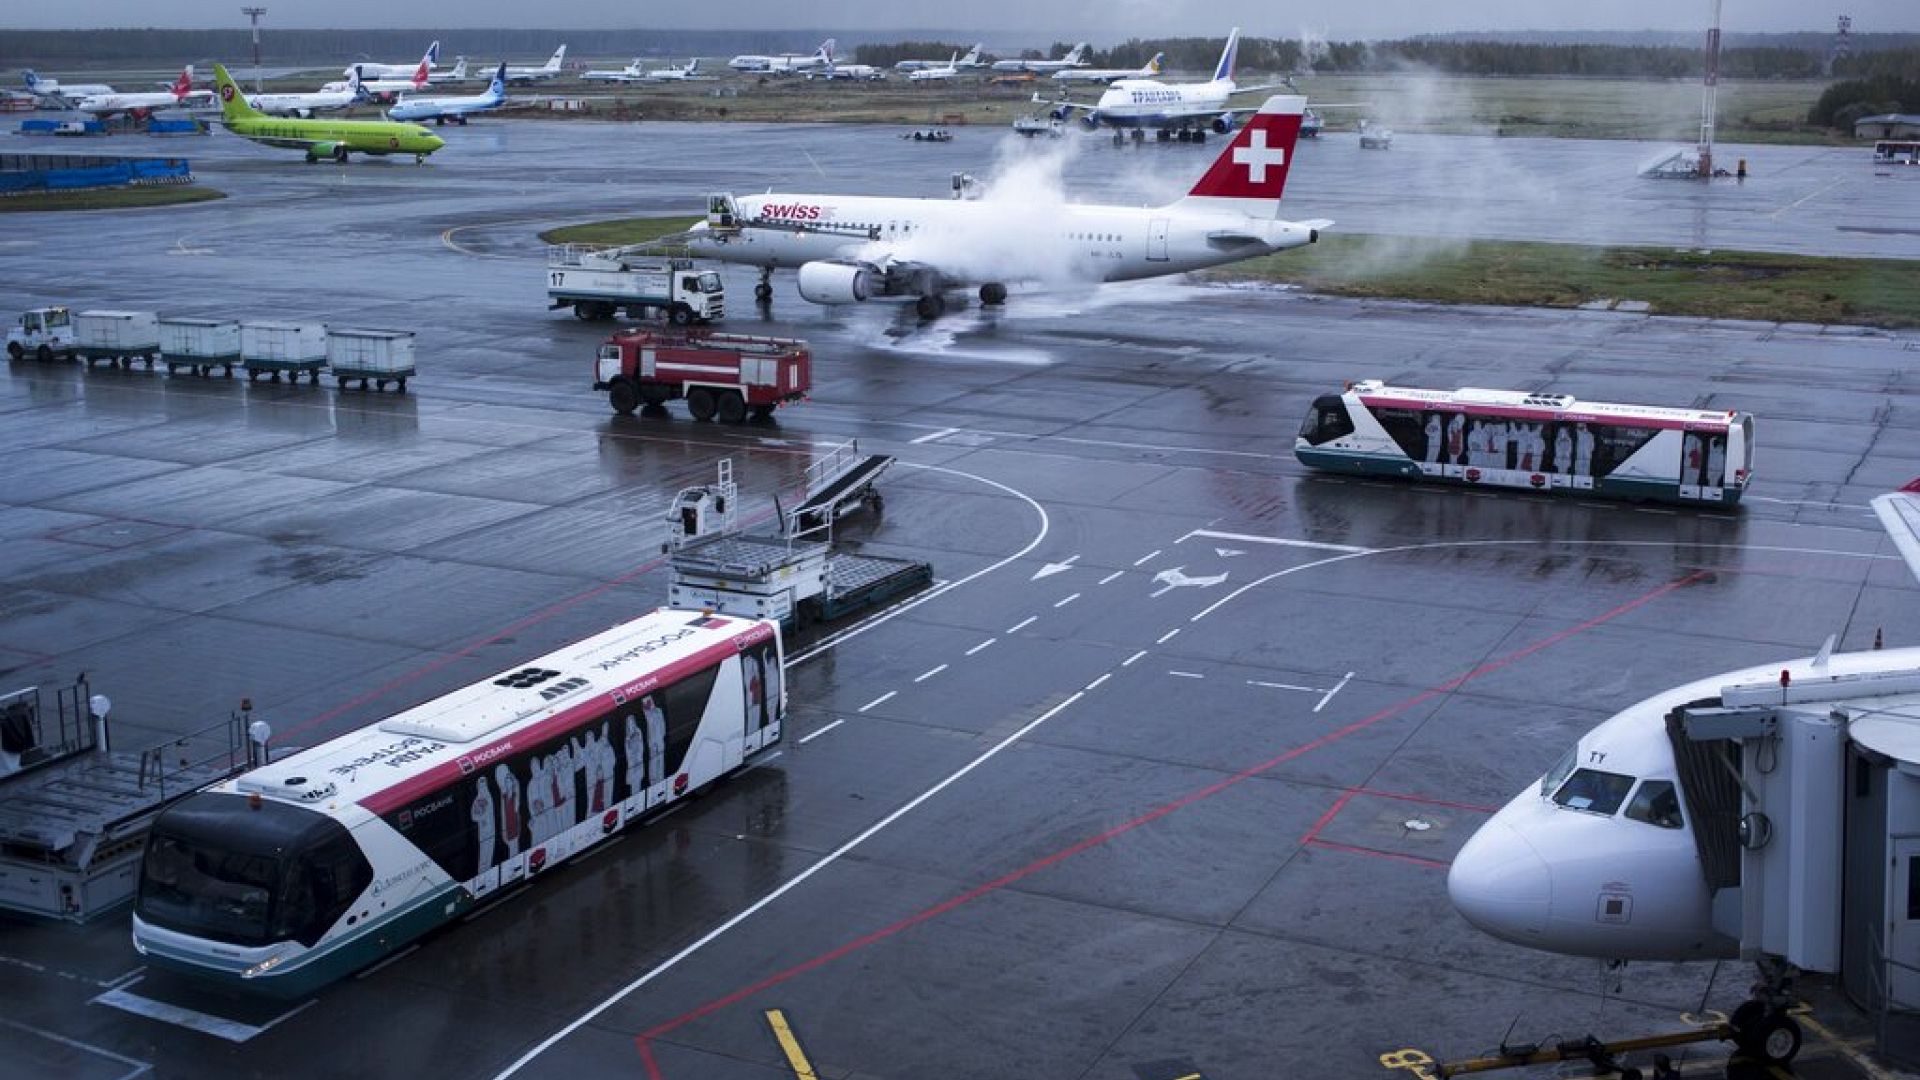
[1032,554,1079,580]
[1150,566,1229,597]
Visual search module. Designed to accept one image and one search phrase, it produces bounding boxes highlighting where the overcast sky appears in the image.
[22,0,1918,37]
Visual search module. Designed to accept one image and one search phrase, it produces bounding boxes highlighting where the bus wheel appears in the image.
[608,380,640,415]
[686,387,717,421]
[717,391,747,425]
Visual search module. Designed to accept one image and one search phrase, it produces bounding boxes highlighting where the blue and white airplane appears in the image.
[387,61,506,125]
[1041,29,1287,143]
[23,70,116,106]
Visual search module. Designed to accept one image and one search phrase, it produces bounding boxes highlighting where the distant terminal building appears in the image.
[1854,113,1920,140]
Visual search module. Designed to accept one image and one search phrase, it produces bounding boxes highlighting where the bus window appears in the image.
[1588,424,1659,477]
[1552,768,1636,815]
[1373,407,1428,460]
[1623,780,1684,829]
[1298,395,1354,445]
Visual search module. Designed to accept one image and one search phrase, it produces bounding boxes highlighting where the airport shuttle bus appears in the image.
[131,609,784,996]
[1296,381,1753,505]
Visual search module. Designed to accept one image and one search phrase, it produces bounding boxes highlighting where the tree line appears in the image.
[1808,47,1920,128]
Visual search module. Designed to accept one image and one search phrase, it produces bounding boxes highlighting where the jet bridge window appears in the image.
[1622,779,1683,829]
[1551,768,1635,816]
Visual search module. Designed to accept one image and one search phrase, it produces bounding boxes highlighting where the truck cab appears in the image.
[7,307,75,361]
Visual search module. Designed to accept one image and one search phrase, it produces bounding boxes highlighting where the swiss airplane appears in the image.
[71,67,210,117]
[1043,28,1286,143]
[684,94,1330,318]
[1448,480,1920,1065]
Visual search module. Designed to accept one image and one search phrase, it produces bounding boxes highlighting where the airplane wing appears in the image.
[1872,480,1920,585]
[1031,91,1096,113]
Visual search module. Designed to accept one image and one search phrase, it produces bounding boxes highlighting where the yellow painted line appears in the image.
[1798,1011,1903,1080]
[764,1009,818,1080]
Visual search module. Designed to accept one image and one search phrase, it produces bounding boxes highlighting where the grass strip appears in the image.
[0,185,225,212]
[539,215,702,248]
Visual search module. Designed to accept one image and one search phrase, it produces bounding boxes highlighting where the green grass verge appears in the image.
[0,185,225,212]
[1206,233,1920,328]
[539,215,702,247]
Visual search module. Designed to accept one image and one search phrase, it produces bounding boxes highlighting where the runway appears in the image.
[0,118,1916,1080]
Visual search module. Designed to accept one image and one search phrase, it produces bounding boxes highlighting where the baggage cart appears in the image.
[325,328,415,392]
[158,317,241,377]
[73,310,160,369]
[240,320,327,384]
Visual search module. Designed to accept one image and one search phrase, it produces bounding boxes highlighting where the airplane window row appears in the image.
[1070,233,1121,242]
[1551,767,1683,829]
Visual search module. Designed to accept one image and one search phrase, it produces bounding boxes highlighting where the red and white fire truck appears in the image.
[593,329,811,423]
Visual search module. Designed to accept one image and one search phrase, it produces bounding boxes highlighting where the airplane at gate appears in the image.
[1043,29,1287,142]
[1447,479,1920,1067]
[212,63,444,164]
[684,94,1329,318]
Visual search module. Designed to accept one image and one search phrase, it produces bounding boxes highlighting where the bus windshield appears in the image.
[139,830,284,946]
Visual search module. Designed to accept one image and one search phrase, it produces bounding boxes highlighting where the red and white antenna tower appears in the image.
[1698,0,1722,178]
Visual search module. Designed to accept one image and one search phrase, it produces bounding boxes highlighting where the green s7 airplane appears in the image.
[212,64,444,164]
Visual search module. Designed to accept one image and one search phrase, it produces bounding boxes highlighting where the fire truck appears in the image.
[593,329,811,423]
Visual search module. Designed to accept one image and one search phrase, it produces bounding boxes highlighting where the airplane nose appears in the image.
[1447,821,1552,944]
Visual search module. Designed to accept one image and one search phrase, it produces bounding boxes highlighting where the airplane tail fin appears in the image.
[1176,94,1307,216]
[1147,52,1165,75]
[348,67,365,98]
[686,58,699,75]
[23,71,42,92]
[1213,27,1242,83]
[171,66,194,99]
[819,38,837,63]
[548,45,566,71]
[425,40,441,66]
[489,61,507,96]
[451,57,468,79]
[1066,43,1088,65]
[963,44,982,65]
[212,64,261,121]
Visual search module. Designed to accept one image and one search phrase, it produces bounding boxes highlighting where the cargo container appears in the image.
[158,317,241,377]
[73,310,160,368]
[240,321,327,384]
[325,328,415,392]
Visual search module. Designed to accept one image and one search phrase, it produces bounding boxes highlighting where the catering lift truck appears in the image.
[547,247,725,325]
[665,448,930,630]
[0,676,252,922]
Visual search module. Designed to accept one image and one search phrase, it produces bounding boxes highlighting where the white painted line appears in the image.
[798,719,845,744]
[1156,628,1181,645]
[1098,570,1124,585]
[1249,680,1318,692]
[104,966,144,989]
[1032,554,1079,580]
[93,978,316,1043]
[1123,649,1148,667]
[858,690,896,713]
[1315,672,1356,713]
[1053,593,1080,608]
[915,664,948,683]
[965,638,996,656]
[1007,615,1038,633]
[1133,549,1162,566]
[490,688,1092,1080]
[1085,673,1112,691]
[1168,670,1204,679]
[0,1016,151,1080]
[910,427,960,444]
[1179,529,1374,555]
[0,954,46,974]
[355,943,421,979]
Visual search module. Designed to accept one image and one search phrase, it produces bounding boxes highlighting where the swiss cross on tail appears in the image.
[1183,95,1307,212]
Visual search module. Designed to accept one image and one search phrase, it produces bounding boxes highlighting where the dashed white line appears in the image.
[798,719,845,744]
[1315,672,1356,713]
[1007,615,1038,633]
[965,638,996,656]
[1133,549,1162,566]
[1123,649,1148,667]
[1249,680,1318,692]
[1085,673,1111,691]
[1179,529,1374,555]
[1098,570,1124,585]
[1169,670,1204,679]
[859,691,897,712]
[910,427,960,444]
[915,664,948,682]
[1053,593,1080,608]
[1156,628,1181,645]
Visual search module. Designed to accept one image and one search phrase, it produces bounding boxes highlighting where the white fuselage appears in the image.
[582,62,645,83]
[1091,77,1235,128]
[73,90,206,116]
[1054,64,1154,84]
[907,65,959,83]
[327,74,422,98]
[249,87,358,117]
[388,85,503,122]
[992,54,1086,74]
[686,192,1313,291]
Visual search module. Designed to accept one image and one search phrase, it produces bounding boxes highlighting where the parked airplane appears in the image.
[581,58,647,83]
[1043,29,1285,143]
[503,45,567,83]
[896,44,983,71]
[22,70,116,105]
[990,42,1089,74]
[645,58,707,81]
[248,68,364,117]
[907,53,964,83]
[71,66,209,117]
[324,62,429,102]
[347,40,439,81]
[728,40,835,75]
[685,94,1328,318]
[812,59,885,81]
[388,61,506,124]
[1053,52,1163,84]
[1447,480,1920,1067]
[426,57,470,84]
[212,63,443,164]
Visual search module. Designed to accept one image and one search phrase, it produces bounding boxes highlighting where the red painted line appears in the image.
[1298,787,1359,846]
[630,570,1708,1077]
[1306,838,1450,870]
[1349,787,1500,815]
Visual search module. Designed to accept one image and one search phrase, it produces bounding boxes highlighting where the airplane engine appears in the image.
[1049,105,1071,122]
[1081,112,1101,131]
[796,261,872,304]
[1211,114,1236,135]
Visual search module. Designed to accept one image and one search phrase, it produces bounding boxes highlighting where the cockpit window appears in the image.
[1551,768,1635,816]
[1623,779,1684,829]
[1539,748,1576,798]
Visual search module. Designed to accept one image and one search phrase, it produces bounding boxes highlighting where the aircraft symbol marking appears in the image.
[1233,129,1287,183]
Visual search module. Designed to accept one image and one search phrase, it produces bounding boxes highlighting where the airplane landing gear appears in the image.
[1112,131,1124,146]
[1729,959,1803,1065]
[1130,129,1145,142]
[978,282,1007,306]
[915,294,947,320]
[754,268,774,305]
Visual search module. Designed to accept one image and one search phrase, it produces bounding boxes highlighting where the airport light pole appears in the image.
[242,7,267,93]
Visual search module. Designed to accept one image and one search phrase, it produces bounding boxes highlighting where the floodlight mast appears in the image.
[1698,0,1721,178]
[242,7,267,93]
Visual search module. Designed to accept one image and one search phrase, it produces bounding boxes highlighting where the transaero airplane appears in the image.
[213,63,444,164]
[1044,28,1287,142]
[1448,479,1920,1067]
[685,94,1330,318]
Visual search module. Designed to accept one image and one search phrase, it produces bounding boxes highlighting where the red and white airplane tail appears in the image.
[170,66,195,100]
[411,57,431,89]
[1175,94,1307,218]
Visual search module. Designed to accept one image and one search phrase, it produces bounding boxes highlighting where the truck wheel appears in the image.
[668,304,694,327]
[717,391,747,424]
[686,387,717,422]
[608,380,640,415]
[639,382,670,406]
[36,344,53,363]
[573,303,594,321]
[750,405,776,423]
[7,342,22,360]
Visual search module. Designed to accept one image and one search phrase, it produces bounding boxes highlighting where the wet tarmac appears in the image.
[1,118,1918,1080]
